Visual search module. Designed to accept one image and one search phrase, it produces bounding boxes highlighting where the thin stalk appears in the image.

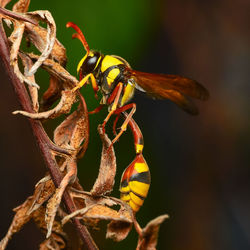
[0,21,98,250]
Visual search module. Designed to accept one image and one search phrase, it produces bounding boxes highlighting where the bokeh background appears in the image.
[1,0,250,249]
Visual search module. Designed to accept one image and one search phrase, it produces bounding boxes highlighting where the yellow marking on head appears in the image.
[77,51,96,73]
[93,56,102,71]
[130,192,144,206]
[129,181,150,198]
[135,144,144,154]
[77,53,88,73]
[134,162,149,173]
[101,55,123,72]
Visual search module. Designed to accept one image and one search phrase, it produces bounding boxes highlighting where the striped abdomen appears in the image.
[120,154,151,212]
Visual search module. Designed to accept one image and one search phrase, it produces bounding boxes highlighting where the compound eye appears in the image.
[81,52,100,73]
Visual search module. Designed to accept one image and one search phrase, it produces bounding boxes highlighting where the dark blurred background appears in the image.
[1,0,250,249]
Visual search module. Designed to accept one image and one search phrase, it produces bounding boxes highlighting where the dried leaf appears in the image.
[65,189,133,241]
[91,126,116,196]
[39,237,63,250]
[28,178,55,215]
[9,21,39,88]
[106,208,132,242]
[45,159,77,238]
[69,95,89,154]
[24,23,67,66]
[41,76,63,111]
[62,202,131,226]
[9,21,24,65]
[24,10,56,77]
[54,95,89,155]
[0,0,12,8]
[13,90,76,120]
[136,214,169,250]
[31,206,67,249]
[0,177,58,249]
[0,197,33,249]
[12,0,30,12]
[25,53,77,88]
[19,52,39,111]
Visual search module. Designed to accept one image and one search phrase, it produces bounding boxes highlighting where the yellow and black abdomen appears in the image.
[120,154,151,212]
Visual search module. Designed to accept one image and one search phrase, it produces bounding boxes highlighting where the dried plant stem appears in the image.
[0,6,37,25]
[0,22,98,250]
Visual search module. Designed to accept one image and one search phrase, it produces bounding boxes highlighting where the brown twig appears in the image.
[0,20,98,250]
[0,6,37,25]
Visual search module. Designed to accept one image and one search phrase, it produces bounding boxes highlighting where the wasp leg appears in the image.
[111,103,136,145]
[124,112,144,154]
[88,104,104,114]
[112,114,121,136]
[102,82,123,133]
[72,73,91,92]
[72,73,98,93]
[89,73,99,99]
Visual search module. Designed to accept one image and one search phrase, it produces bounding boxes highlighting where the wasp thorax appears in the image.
[81,51,101,74]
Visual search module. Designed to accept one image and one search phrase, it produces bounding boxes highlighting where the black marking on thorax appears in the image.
[100,64,126,95]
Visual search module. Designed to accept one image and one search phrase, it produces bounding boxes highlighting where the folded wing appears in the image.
[125,69,209,115]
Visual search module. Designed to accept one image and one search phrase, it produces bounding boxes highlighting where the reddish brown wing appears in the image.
[125,69,209,115]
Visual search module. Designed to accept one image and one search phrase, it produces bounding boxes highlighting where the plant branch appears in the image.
[0,21,98,250]
[0,6,37,25]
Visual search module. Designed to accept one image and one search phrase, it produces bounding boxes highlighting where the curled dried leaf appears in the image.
[136,214,169,250]
[106,220,132,242]
[106,207,133,242]
[33,206,67,240]
[0,197,33,250]
[90,126,116,196]
[62,202,132,226]
[45,159,77,238]
[25,53,77,88]
[24,10,56,77]
[0,0,12,8]
[13,90,76,120]
[24,23,67,66]
[41,76,63,111]
[54,95,89,155]
[9,21,24,64]
[39,237,65,250]
[12,0,30,13]
[28,178,55,215]
[19,52,39,111]
[0,176,59,250]
[65,189,133,241]
[8,20,39,88]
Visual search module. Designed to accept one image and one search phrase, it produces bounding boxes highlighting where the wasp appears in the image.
[66,22,209,145]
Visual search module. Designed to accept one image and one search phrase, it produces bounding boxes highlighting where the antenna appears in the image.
[66,22,90,53]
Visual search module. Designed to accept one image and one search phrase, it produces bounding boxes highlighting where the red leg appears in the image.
[110,103,136,145]
[123,112,144,154]
[88,104,104,114]
[112,114,120,136]
[102,82,123,133]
